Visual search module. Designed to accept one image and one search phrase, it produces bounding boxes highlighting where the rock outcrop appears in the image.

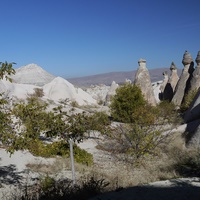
[188,51,200,93]
[134,59,157,106]
[172,51,194,107]
[104,81,119,106]
[159,71,169,100]
[162,62,179,101]
[11,63,55,86]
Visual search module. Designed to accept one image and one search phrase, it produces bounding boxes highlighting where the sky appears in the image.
[0,0,200,78]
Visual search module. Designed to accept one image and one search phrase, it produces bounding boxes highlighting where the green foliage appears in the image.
[26,139,93,165]
[110,83,146,123]
[0,97,16,152]
[73,144,93,166]
[180,89,198,113]
[27,140,70,157]
[157,100,182,125]
[0,61,16,81]
[0,61,16,150]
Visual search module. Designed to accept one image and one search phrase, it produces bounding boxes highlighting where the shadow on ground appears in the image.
[90,179,200,200]
[0,164,23,185]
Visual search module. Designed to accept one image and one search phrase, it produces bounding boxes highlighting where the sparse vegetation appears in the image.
[28,88,44,98]
[1,60,200,199]
[180,88,198,113]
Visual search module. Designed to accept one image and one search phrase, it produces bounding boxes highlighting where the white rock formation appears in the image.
[104,81,119,106]
[43,77,97,105]
[172,51,194,106]
[11,63,55,86]
[1,79,40,100]
[134,59,157,106]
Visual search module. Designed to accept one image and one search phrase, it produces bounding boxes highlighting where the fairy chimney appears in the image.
[159,71,169,100]
[134,59,157,106]
[188,51,200,92]
[162,62,179,101]
[172,51,194,107]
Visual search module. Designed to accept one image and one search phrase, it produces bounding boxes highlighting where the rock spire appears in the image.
[134,59,156,106]
[172,51,194,107]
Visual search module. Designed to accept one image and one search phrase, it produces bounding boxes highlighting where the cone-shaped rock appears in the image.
[172,51,194,107]
[163,62,179,101]
[134,59,156,106]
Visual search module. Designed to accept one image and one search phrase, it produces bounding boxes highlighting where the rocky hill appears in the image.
[68,68,182,87]
[11,63,55,86]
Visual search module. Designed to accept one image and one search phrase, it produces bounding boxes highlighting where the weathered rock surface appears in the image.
[163,62,179,101]
[159,71,169,100]
[188,51,200,92]
[134,59,157,106]
[172,51,194,106]
[104,81,119,106]
[184,88,200,123]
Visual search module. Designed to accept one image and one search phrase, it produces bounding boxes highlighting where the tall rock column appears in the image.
[134,59,157,106]
[163,62,179,101]
[172,51,194,107]
[188,51,200,92]
[159,71,169,100]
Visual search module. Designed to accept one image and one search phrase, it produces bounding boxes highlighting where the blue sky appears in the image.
[0,0,200,78]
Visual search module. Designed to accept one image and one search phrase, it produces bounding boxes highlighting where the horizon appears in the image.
[0,0,200,78]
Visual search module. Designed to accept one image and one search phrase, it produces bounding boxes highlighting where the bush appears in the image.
[157,100,181,125]
[110,83,146,123]
[27,140,93,166]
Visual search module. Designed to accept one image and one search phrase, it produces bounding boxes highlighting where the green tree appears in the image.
[0,61,16,152]
[110,83,146,123]
[9,97,111,153]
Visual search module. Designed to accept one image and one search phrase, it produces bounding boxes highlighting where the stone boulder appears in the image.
[134,59,157,106]
[172,51,194,107]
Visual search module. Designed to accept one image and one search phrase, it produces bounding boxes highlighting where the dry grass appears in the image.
[24,131,197,192]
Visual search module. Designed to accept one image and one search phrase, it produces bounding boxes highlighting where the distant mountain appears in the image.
[11,63,55,86]
[67,68,182,87]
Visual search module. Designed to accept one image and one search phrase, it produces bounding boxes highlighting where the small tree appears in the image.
[0,61,16,151]
[110,83,146,123]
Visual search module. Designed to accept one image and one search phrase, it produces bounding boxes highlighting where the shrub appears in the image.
[29,88,44,98]
[27,140,93,166]
[110,83,146,123]
[73,145,93,166]
[157,100,182,125]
